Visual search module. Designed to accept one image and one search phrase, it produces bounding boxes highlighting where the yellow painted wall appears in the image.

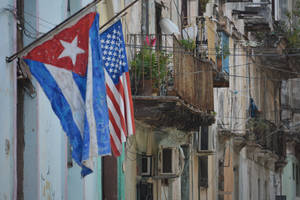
[206,17,216,63]
[224,143,234,200]
[97,0,125,27]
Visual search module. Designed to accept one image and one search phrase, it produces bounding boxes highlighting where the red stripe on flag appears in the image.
[106,84,127,135]
[108,109,122,155]
[115,81,127,137]
[108,109,122,141]
[125,72,135,134]
[110,136,121,157]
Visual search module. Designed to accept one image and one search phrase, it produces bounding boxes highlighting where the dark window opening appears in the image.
[162,148,173,173]
[141,0,149,34]
[200,126,209,150]
[181,0,188,27]
[139,154,152,176]
[293,163,295,180]
[137,182,153,200]
[199,156,208,188]
[155,2,162,50]
[142,157,148,172]
[297,165,299,185]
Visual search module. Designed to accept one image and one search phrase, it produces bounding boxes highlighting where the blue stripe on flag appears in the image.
[115,20,129,73]
[72,72,87,101]
[24,59,84,165]
[81,13,111,176]
[90,13,111,156]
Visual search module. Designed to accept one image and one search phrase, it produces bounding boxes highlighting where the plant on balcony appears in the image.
[179,39,196,51]
[215,44,230,71]
[254,0,300,50]
[285,1,300,48]
[216,44,230,59]
[199,0,209,15]
[130,47,171,94]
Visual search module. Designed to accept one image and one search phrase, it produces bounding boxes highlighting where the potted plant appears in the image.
[130,47,171,95]
[179,39,196,51]
[215,44,230,71]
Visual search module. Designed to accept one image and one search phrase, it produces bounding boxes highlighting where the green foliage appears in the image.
[199,0,209,14]
[179,39,196,51]
[215,44,230,59]
[253,0,300,49]
[284,1,300,48]
[130,48,171,89]
[247,118,270,134]
[276,0,300,48]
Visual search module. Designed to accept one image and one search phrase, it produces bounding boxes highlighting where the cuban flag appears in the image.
[23,12,110,177]
[100,20,135,156]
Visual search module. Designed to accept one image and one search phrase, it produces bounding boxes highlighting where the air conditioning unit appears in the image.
[275,196,286,200]
[195,126,214,154]
[141,155,152,177]
[159,147,178,175]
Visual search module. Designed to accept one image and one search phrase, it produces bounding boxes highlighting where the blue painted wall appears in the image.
[0,1,17,199]
[221,32,229,73]
[0,0,117,199]
[1,0,105,199]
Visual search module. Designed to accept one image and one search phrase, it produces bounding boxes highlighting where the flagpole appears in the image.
[99,0,140,30]
[6,0,102,63]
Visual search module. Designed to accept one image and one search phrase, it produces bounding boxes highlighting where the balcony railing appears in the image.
[127,34,214,112]
[127,34,174,96]
[246,118,286,157]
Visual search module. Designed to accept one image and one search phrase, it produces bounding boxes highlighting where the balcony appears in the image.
[232,3,271,32]
[245,118,286,158]
[127,34,215,131]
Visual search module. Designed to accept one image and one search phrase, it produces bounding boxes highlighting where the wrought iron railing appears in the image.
[127,34,214,112]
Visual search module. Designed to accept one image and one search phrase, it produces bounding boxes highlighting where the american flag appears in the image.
[100,20,135,156]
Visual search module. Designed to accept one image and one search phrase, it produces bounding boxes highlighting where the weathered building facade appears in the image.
[205,0,300,200]
[122,0,300,199]
[2,0,300,199]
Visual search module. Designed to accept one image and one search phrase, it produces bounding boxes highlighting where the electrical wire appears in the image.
[125,42,300,51]
[4,7,44,39]
[7,5,57,26]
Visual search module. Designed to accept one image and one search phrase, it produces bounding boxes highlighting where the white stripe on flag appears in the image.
[45,64,85,135]
[106,97,126,142]
[120,74,134,136]
[85,41,98,161]
[104,70,126,142]
[109,121,122,153]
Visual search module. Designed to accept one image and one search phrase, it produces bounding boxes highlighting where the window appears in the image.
[194,126,212,152]
[221,32,229,73]
[141,155,152,176]
[181,0,188,26]
[137,182,153,200]
[199,156,208,187]
[258,179,261,200]
[162,148,173,173]
[293,163,295,180]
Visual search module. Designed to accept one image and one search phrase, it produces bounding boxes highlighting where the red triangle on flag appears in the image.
[24,12,96,76]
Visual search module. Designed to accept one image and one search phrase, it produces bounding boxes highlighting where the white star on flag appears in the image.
[58,36,85,66]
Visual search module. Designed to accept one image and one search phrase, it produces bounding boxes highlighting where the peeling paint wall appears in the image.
[126,121,191,200]
[209,4,283,199]
[281,78,300,200]
[19,0,104,199]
